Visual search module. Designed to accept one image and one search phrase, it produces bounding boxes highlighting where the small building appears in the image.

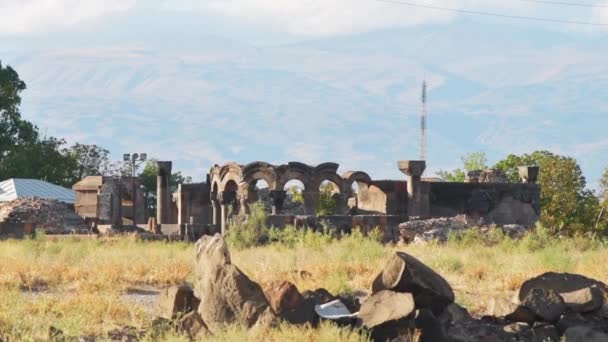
[0,178,75,204]
[72,176,147,226]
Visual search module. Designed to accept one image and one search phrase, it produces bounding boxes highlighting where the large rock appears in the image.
[521,288,565,323]
[194,234,275,333]
[360,291,415,329]
[264,281,304,314]
[371,252,454,315]
[360,291,415,341]
[158,285,199,319]
[560,285,605,313]
[177,311,209,339]
[518,272,608,303]
[265,281,316,326]
[562,326,608,342]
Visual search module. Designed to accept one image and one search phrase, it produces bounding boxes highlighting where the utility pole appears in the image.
[420,80,428,164]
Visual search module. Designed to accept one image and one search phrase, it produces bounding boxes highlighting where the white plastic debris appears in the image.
[314,299,359,320]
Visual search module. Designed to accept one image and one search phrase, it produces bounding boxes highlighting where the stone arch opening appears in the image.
[247,179,271,213]
[282,179,306,215]
[317,180,341,216]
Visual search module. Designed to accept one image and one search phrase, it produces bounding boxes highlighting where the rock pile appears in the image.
[0,197,88,234]
[54,234,607,341]
[398,215,529,244]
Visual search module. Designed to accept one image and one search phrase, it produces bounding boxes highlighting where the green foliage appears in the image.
[494,150,602,236]
[288,186,304,203]
[600,166,608,202]
[316,182,337,216]
[226,202,270,249]
[437,152,488,182]
[63,143,112,180]
[138,159,192,193]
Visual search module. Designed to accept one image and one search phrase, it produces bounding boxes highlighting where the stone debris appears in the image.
[399,215,530,244]
[53,234,607,341]
[193,234,276,333]
[0,197,88,234]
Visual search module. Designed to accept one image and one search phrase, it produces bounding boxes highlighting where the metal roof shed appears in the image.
[0,178,75,204]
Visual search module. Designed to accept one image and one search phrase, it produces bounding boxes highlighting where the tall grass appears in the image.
[0,224,607,340]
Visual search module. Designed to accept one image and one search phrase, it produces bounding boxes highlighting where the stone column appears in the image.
[302,191,320,215]
[218,191,236,235]
[156,161,172,225]
[518,166,539,184]
[269,190,287,215]
[398,160,429,218]
[237,190,249,215]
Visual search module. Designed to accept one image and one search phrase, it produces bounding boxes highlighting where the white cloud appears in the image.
[194,0,456,36]
[0,0,137,34]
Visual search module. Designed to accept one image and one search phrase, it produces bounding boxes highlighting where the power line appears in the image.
[518,0,608,8]
[375,0,608,26]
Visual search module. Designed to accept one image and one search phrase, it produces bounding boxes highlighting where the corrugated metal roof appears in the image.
[0,178,75,203]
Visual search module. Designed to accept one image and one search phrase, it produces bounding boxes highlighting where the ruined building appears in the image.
[151,160,540,241]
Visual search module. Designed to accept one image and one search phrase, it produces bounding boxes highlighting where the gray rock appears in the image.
[177,311,209,339]
[158,285,199,319]
[360,291,415,329]
[371,252,454,315]
[560,285,605,313]
[519,272,608,303]
[439,303,472,326]
[194,234,275,333]
[522,288,566,323]
[561,326,608,342]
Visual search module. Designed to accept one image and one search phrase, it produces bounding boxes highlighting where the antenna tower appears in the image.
[420,80,427,162]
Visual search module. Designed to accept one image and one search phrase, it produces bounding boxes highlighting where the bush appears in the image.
[225,202,269,249]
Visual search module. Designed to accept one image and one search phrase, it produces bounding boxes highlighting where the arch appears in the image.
[276,162,314,190]
[342,171,372,194]
[218,162,243,192]
[241,161,277,190]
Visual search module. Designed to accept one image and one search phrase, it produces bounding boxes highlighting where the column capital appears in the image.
[398,160,426,177]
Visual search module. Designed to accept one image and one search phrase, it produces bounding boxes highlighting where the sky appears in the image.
[0,0,607,189]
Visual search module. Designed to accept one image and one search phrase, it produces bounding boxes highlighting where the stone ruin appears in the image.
[149,160,541,242]
[64,159,541,242]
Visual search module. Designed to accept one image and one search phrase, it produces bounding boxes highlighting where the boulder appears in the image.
[560,285,605,313]
[194,234,275,333]
[518,272,608,303]
[177,311,209,339]
[265,281,316,326]
[371,252,454,315]
[562,326,608,342]
[438,302,471,326]
[485,298,518,318]
[519,323,559,342]
[264,281,304,314]
[359,291,415,329]
[521,288,566,323]
[158,285,199,319]
[504,306,536,324]
[359,291,415,342]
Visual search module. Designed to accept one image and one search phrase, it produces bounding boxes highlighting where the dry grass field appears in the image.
[0,228,607,341]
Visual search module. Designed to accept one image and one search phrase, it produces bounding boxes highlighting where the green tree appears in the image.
[63,143,111,181]
[138,159,192,193]
[437,152,488,182]
[494,151,600,235]
[316,182,337,216]
[0,61,39,176]
[1,137,76,187]
[600,166,608,202]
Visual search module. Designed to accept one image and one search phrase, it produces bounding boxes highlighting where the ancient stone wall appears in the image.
[427,182,540,226]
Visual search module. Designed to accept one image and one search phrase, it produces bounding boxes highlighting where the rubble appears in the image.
[124,234,606,342]
[0,197,88,234]
[398,215,531,244]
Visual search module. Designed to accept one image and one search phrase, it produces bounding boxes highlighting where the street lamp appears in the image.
[123,153,147,226]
